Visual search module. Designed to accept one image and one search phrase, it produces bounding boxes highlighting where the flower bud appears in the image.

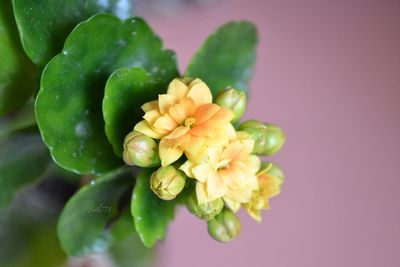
[186,191,224,220]
[239,120,286,156]
[150,165,186,200]
[215,88,247,123]
[123,131,160,167]
[207,209,241,243]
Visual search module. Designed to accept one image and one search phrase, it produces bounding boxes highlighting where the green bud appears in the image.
[215,88,247,123]
[260,162,285,183]
[150,165,186,200]
[207,209,241,243]
[239,120,267,154]
[123,131,160,167]
[186,191,224,220]
[239,120,286,156]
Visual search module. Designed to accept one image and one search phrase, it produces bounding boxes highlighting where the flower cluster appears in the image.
[123,78,286,242]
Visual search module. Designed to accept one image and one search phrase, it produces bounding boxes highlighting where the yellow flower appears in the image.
[244,162,284,222]
[180,134,260,209]
[134,78,235,166]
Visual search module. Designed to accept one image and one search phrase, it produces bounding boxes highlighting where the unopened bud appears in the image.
[207,209,241,243]
[123,131,160,167]
[150,165,186,200]
[239,120,286,156]
[186,191,224,220]
[215,88,247,123]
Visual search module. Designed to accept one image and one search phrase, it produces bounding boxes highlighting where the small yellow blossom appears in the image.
[244,162,284,222]
[180,134,260,209]
[134,78,235,166]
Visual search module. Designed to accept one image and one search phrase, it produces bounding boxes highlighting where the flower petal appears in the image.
[241,155,261,174]
[207,147,222,167]
[192,164,213,183]
[246,174,260,191]
[172,132,191,148]
[243,202,262,222]
[168,98,196,124]
[141,100,159,112]
[187,79,212,107]
[159,139,183,166]
[223,197,241,212]
[165,126,190,140]
[143,109,161,124]
[209,107,234,122]
[224,123,237,141]
[219,168,236,187]
[154,114,178,132]
[203,124,236,148]
[193,104,220,125]
[225,187,253,203]
[134,120,163,139]
[259,173,282,198]
[222,141,243,161]
[167,78,189,98]
[196,182,209,204]
[237,139,255,159]
[158,94,177,114]
[206,172,227,201]
[183,136,207,163]
[189,123,215,137]
[180,160,195,178]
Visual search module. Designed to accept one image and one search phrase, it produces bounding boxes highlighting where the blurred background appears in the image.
[1,0,399,266]
[138,0,400,266]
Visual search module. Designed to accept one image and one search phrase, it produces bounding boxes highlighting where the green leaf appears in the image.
[57,167,134,256]
[0,184,69,267]
[0,0,37,115]
[186,21,258,96]
[21,224,67,267]
[131,168,176,248]
[0,216,66,267]
[36,14,179,175]
[12,0,133,66]
[0,132,50,208]
[109,224,154,267]
[0,100,36,137]
[103,67,165,157]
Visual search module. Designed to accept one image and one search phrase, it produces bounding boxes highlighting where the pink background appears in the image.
[143,1,400,266]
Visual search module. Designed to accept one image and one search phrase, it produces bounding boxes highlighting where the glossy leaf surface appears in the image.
[0,0,36,115]
[12,0,133,66]
[131,168,176,247]
[36,14,178,175]
[103,67,165,157]
[0,132,50,208]
[57,167,134,256]
[186,21,257,96]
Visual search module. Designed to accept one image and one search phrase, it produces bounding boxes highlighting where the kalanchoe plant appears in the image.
[0,0,286,263]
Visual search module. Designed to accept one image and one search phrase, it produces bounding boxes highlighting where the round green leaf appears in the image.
[131,168,176,248]
[0,0,37,115]
[36,14,179,175]
[186,21,258,96]
[0,132,50,208]
[103,67,165,157]
[57,167,134,256]
[12,0,133,66]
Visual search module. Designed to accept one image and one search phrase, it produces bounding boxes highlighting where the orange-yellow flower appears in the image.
[244,163,284,222]
[134,78,235,166]
[180,133,260,208]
